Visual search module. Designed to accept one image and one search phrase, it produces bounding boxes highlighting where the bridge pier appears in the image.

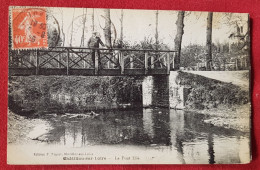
[142,71,186,109]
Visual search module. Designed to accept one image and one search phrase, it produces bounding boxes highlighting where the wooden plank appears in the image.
[69,69,95,76]
[9,68,168,76]
[148,69,168,75]
[40,68,68,75]
[52,46,177,53]
[124,69,145,75]
[98,69,121,76]
[9,68,36,76]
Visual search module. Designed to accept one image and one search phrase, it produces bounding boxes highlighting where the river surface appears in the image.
[23,108,250,164]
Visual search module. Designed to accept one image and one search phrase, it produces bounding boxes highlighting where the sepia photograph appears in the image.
[8,6,251,164]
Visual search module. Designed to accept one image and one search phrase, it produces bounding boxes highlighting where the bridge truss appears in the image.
[9,47,177,76]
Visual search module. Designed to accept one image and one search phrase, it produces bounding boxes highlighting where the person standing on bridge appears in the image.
[88,32,106,69]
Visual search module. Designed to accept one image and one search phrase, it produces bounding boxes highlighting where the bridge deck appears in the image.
[9,68,168,76]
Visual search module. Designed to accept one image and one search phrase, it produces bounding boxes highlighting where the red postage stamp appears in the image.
[11,7,48,50]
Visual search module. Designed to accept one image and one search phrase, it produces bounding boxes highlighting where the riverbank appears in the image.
[7,110,52,144]
[186,103,250,133]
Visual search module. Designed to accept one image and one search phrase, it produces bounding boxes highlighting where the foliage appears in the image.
[180,42,249,70]
[177,71,249,110]
[8,76,143,113]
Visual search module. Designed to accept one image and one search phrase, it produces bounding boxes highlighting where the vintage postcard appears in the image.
[8,6,251,164]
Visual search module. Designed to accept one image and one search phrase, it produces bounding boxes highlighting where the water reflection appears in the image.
[37,108,249,164]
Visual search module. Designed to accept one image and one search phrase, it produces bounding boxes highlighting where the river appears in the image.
[18,107,250,164]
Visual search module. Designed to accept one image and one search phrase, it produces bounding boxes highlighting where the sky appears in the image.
[48,7,249,49]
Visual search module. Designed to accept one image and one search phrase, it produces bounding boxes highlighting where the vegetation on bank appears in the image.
[176,71,249,110]
[8,76,143,114]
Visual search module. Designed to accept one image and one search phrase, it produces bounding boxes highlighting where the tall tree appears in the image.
[174,11,185,70]
[206,12,213,71]
[59,8,65,46]
[103,9,112,48]
[120,9,124,44]
[92,9,95,32]
[155,10,161,67]
[80,8,87,47]
[155,10,159,50]
[70,8,75,46]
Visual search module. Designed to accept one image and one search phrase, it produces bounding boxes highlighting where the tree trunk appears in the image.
[80,8,87,47]
[60,8,65,46]
[70,8,75,47]
[155,10,160,67]
[206,12,213,71]
[155,10,159,49]
[174,11,185,70]
[120,9,124,44]
[92,9,95,32]
[104,9,112,48]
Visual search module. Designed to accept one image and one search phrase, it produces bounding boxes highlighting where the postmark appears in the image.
[11,7,48,50]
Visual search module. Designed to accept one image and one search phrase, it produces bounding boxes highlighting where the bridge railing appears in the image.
[9,47,177,76]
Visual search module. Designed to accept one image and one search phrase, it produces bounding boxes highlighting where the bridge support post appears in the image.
[58,54,61,68]
[145,52,148,74]
[151,55,154,69]
[167,53,170,74]
[67,49,69,75]
[95,51,99,75]
[120,51,124,74]
[172,53,176,70]
[35,50,39,75]
[130,55,133,69]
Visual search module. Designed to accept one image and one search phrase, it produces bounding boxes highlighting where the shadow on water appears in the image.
[32,108,250,164]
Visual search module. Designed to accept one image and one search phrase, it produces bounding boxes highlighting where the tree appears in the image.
[206,12,213,71]
[103,9,112,48]
[174,11,185,70]
[155,10,159,50]
[92,9,95,32]
[70,8,76,46]
[80,8,87,47]
[225,13,250,54]
[59,8,65,46]
[120,9,124,44]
